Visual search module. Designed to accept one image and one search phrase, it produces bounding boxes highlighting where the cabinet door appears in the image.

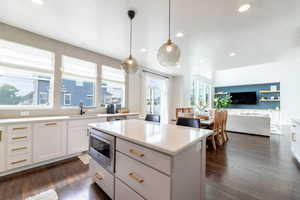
[0,127,5,172]
[68,126,89,154]
[33,122,67,162]
[295,124,300,162]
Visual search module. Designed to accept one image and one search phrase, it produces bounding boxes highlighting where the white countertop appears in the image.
[0,113,139,125]
[292,118,300,125]
[89,119,213,156]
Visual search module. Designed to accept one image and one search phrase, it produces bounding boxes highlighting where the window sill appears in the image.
[0,106,53,110]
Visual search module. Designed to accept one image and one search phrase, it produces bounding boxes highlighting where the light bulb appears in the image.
[166,45,173,52]
[128,59,133,64]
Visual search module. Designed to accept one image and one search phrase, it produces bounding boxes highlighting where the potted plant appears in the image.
[214,95,232,109]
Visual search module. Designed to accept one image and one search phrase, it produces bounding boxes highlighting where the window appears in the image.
[0,39,54,108]
[190,76,212,111]
[101,66,126,107]
[61,56,97,107]
[64,93,72,106]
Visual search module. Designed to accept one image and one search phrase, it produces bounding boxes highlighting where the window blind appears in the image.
[102,65,125,83]
[0,39,54,73]
[62,56,97,81]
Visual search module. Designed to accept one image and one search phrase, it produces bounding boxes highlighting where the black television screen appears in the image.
[230,92,257,105]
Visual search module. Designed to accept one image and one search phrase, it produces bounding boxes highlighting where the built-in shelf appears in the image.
[260,99,280,102]
[260,90,280,94]
[215,91,228,95]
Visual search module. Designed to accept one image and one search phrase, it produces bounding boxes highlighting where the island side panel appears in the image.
[171,140,204,200]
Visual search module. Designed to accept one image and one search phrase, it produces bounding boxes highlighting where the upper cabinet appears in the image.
[33,122,67,162]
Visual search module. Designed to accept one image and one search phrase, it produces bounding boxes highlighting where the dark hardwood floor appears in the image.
[0,131,299,200]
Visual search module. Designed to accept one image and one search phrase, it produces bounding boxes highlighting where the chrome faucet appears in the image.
[79,101,86,115]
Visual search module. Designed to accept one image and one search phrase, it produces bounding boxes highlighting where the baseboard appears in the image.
[229,131,270,137]
[0,153,82,179]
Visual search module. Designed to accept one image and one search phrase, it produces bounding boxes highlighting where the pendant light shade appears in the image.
[157,0,181,67]
[121,55,138,73]
[121,10,138,74]
[157,39,180,67]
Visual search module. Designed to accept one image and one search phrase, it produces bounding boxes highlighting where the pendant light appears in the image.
[121,10,138,74]
[157,0,181,67]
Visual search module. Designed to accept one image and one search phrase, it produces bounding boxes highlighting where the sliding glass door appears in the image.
[143,73,169,123]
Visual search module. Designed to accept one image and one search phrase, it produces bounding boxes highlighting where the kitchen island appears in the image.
[88,119,213,200]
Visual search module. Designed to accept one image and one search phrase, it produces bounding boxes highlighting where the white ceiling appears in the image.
[0,0,300,76]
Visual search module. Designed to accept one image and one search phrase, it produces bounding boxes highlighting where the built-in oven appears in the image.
[88,128,115,173]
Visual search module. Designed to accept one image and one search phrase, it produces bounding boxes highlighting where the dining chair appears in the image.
[145,114,160,123]
[175,108,194,120]
[223,110,229,141]
[176,117,201,128]
[207,110,222,150]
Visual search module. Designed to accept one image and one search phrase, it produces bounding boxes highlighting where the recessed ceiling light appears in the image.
[32,0,44,5]
[140,48,147,52]
[176,32,184,38]
[229,52,236,57]
[238,4,251,13]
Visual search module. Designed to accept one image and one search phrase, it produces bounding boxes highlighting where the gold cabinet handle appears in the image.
[94,173,103,181]
[129,149,145,158]
[0,130,2,142]
[128,172,144,183]
[11,159,27,165]
[45,123,57,126]
[12,127,28,131]
[12,147,27,152]
[12,136,28,140]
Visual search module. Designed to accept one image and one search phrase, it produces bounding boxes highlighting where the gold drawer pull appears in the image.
[45,123,57,126]
[12,147,27,152]
[0,130,2,142]
[12,136,28,140]
[128,172,144,183]
[129,149,145,158]
[95,173,103,181]
[12,127,28,131]
[11,159,27,165]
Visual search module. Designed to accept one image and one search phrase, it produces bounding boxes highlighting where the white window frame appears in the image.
[39,92,49,105]
[0,39,55,110]
[61,55,97,108]
[64,93,72,106]
[101,65,126,107]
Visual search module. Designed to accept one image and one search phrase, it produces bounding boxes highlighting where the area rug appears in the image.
[25,189,58,200]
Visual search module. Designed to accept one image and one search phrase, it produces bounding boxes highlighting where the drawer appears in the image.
[89,159,114,199]
[8,124,31,143]
[8,124,31,133]
[69,118,106,128]
[116,152,171,200]
[115,178,144,200]
[7,153,31,170]
[116,138,171,175]
[7,141,31,156]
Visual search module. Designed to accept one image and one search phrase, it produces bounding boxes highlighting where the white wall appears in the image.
[214,50,300,125]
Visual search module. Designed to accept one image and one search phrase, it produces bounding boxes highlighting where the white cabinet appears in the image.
[0,127,5,172]
[291,122,300,164]
[33,122,67,162]
[68,126,89,154]
[68,118,106,154]
[115,178,144,200]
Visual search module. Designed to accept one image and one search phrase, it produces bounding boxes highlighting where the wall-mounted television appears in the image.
[230,92,257,105]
